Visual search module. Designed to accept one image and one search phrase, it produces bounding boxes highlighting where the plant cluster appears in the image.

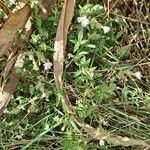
[0,1,150,149]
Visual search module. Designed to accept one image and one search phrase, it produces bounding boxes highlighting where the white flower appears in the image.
[77,16,89,27]
[102,26,110,34]
[41,92,47,98]
[8,0,16,6]
[15,135,22,140]
[134,71,142,80]
[4,108,9,113]
[99,139,105,146]
[43,60,52,71]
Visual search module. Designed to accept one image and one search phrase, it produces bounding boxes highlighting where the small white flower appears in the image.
[15,135,22,140]
[43,60,52,71]
[4,108,9,113]
[99,139,105,146]
[102,26,110,34]
[41,92,47,98]
[77,16,89,27]
[134,71,142,80]
[8,0,16,6]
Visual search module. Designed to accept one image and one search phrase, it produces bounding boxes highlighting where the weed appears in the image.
[0,0,150,149]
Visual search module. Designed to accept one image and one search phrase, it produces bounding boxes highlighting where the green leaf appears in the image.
[78,51,89,55]
[35,16,42,30]
[78,28,84,41]
[122,86,128,100]
[115,31,123,40]
[117,46,131,60]
[86,44,96,48]
[80,40,88,45]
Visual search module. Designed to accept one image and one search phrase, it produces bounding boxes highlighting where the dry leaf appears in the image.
[0,50,18,91]
[38,0,56,20]
[53,0,76,89]
[0,0,10,14]
[3,51,18,80]
[0,1,30,56]
[0,72,19,116]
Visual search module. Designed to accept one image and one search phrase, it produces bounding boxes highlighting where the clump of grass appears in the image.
[0,0,150,149]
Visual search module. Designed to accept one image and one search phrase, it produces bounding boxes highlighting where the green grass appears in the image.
[0,0,150,149]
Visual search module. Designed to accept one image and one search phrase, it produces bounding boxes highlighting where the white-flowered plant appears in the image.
[134,71,142,80]
[43,60,52,71]
[99,139,105,146]
[77,16,89,27]
[102,26,110,34]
